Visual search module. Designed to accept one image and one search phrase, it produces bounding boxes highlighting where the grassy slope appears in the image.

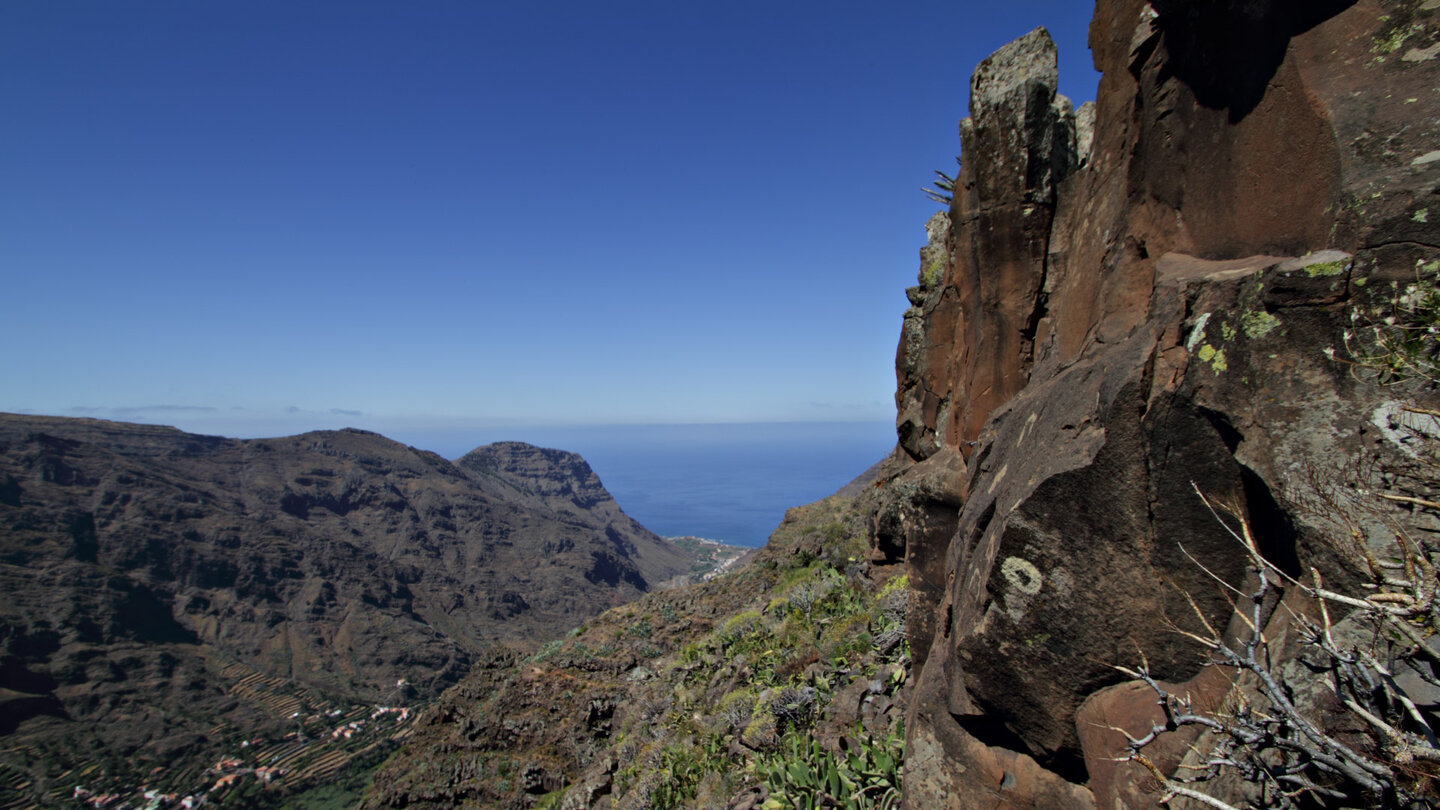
[361,489,909,810]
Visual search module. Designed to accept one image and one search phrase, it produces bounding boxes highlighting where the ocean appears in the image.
[416,421,895,548]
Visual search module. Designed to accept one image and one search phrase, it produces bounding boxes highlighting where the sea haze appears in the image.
[419,422,894,548]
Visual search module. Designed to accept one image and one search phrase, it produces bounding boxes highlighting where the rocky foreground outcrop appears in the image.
[0,415,720,804]
[878,1,1440,807]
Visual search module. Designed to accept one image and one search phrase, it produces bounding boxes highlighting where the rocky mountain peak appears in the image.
[963,26,1075,207]
[460,441,613,511]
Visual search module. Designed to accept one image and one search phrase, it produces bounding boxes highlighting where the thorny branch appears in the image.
[1114,485,1440,808]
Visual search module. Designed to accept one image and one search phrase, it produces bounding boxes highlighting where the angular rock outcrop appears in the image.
[897,28,1078,462]
[457,441,694,589]
[882,1,1440,807]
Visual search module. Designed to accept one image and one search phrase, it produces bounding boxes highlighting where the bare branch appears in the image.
[1378,492,1440,511]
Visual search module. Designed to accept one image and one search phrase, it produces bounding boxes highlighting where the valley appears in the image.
[0,416,741,808]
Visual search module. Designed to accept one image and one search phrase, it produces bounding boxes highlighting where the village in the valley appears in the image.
[2,665,418,810]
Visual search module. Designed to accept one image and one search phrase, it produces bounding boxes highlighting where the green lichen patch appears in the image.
[1197,344,1229,374]
[1414,208,1429,224]
[1024,632,1052,648]
[919,258,945,288]
[1240,311,1282,339]
[1304,260,1349,278]
[1373,20,1426,54]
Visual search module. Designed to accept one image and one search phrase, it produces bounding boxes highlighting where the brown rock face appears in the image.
[885,1,1440,807]
[898,28,1079,461]
[950,28,1078,452]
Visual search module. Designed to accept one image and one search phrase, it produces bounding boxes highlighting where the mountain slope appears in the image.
[361,481,909,810]
[456,442,696,589]
[0,414,730,806]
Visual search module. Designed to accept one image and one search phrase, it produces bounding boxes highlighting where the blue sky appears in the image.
[2,1,1099,445]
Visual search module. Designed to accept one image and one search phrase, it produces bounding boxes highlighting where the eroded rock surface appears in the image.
[883,1,1440,807]
[898,28,1079,462]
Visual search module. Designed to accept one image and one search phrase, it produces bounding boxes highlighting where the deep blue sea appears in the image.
[415,422,894,548]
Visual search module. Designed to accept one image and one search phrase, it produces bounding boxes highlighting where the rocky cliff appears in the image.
[878,1,1440,807]
[0,414,728,806]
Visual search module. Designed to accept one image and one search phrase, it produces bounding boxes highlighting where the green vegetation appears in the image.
[532,638,564,661]
[276,759,380,810]
[357,493,907,810]
[920,259,944,288]
[1303,258,1349,277]
[758,726,904,810]
[922,167,957,206]
[1341,258,1440,383]
[615,733,734,810]
[608,507,908,806]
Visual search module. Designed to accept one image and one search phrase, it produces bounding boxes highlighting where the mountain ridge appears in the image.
[0,413,743,807]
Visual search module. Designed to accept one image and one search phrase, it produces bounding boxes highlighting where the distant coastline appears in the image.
[408,421,894,548]
[329,420,895,548]
[546,421,895,547]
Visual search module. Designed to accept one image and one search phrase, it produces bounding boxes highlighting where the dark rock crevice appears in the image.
[1238,464,1303,580]
[952,708,1090,785]
[1151,0,1359,122]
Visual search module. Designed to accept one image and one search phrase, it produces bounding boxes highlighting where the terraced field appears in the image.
[0,657,420,809]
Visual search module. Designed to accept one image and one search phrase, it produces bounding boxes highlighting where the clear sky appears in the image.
[2,1,1099,444]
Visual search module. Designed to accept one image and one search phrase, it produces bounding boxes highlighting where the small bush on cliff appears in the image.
[1340,258,1440,384]
[922,157,961,206]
